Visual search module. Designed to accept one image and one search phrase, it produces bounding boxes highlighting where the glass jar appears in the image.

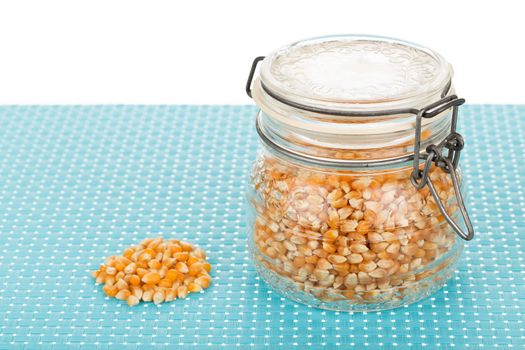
[245,35,474,311]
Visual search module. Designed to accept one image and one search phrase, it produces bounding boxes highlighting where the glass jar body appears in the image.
[246,145,464,311]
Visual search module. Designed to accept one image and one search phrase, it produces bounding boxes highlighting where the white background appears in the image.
[0,0,523,104]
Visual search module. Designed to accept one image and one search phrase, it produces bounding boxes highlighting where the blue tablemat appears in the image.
[0,105,523,349]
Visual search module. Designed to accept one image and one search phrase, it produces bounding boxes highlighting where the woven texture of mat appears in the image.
[0,105,523,349]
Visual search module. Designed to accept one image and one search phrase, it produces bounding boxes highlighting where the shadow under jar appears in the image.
[245,35,475,312]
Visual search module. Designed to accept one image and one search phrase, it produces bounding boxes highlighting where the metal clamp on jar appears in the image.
[245,35,475,311]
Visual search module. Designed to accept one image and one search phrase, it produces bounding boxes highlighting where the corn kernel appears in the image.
[166,269,183,282]
[175,262,189,274]
[123,247,135,259]
[177,285,188,299]
[124,262,136,274]
[165,289,177,302]
[188,283,202,293]
[158,278,172,288]
[189,262,204,276]
[153,291,165,305]
[194,275,211,289]
[173,252,189,261]
[131,286,143,300]
[136,267,148,278]
[129,274,141,286]
[148,259,161,270]
[187,256,199,266]
[115,278,128,290]
[115,289,131,300]
[103,284,118,297]
[142,290,153,302]
[126,295,140,307]
[193,248,206,260]
[142,272,161,285]
[202,262,212,273]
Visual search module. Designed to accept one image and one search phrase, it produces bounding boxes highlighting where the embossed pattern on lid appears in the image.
[259,35,452,109]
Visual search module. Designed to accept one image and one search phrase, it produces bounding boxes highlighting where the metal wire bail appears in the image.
[410,97,475,241]
[246,56,265,98]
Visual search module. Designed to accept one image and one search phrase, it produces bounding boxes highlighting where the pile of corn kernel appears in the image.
[91,237,212,306]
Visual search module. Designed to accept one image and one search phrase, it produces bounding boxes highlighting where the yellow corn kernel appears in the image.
[158,266,167,279]
[170,244,183,254]
[165,289,177,302]
[140,238,153,247]
[123,247,135,259]
[142,290,153,302]
[95,272,107,284]
[187,256,199,266]
[136,268,149,278]
[136,260,148,269]
[162,250,171,262]
[180,242,194,252]
[165,269,183,282]
[129,274,141,286]
[194,275,211,289]
[103,284,118,297]
[158,278,172,288]
[147,237,163,249]
[132,250,145,262]
[323,229,339,241]
[115,289,131,300]
[189,262,204,276]
[193,248,206,260]
[124,262,137,274]
[175,262,189,274]
[173,252,189,261]
[148,259,161,270]
[202,262,212,273]
[153,290,165,305]
[114,261,126,272]
[138,248,155,262]
[142,272,161,285]
[131,285,143,300]
[177,285,188,299]
[105,276,115,286]
[105,257,115,267]
[126,295,140,307]
[118,256,132,265]
[162,257,176,268]
[142,284,153,291]
[188,283,202,293]
[115,278,128,290]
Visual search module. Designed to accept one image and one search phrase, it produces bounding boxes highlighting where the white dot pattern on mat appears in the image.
[0,105,523,349]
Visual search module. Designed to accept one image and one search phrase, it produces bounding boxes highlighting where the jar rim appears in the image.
[258,34,453,114]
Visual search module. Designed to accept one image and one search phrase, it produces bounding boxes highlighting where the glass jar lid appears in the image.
[257,35,452,113]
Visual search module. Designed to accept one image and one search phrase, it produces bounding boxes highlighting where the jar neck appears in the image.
[256,105,454,164]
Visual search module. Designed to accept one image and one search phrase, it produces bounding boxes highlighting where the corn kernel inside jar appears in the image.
[245,35,473,311]
[249,154,462,310]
